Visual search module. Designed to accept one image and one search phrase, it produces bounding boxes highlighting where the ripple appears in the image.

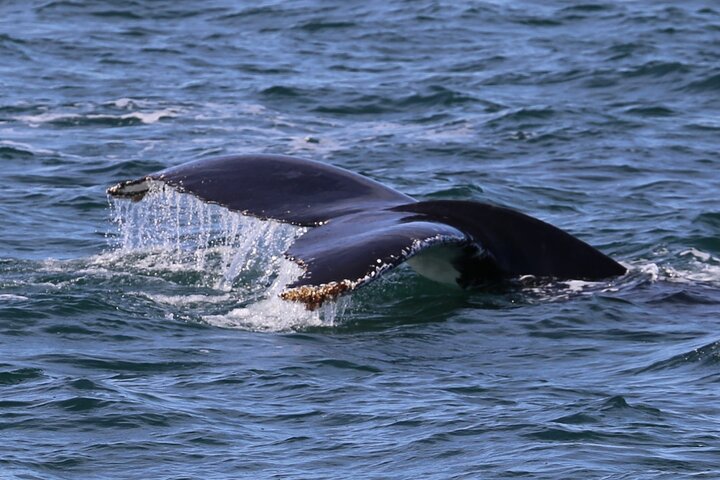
[39,354,208,373]
[0,367,44,385]
[50,397,112,412]
[88,412,179,429]
[624,105,676,117]
[684,72,720,91]
[559,4,614,14]
[694,212,720,229]
[647,290,718,305]
[527,427,614,442]
[551,412,598,425]
[623,61,691,78]
[260,85,305,98]
[3,0,720,477]
[637,340,720,372]
[0,145,34,159]
[90,10,143,20]
[487,107,557,125]
[69,378,104,390]
[394,86,475,108]
[309,359,382,373]
[261,85,476,115]
[295,21,357,32]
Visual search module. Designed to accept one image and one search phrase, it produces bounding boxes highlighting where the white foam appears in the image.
[206,298,346,332]
[563,279,596,293]
[666,263,720,285]
[138,292,234,307]
[120,109,178,124]
[0,294,29,302]
[547,250,720,298]
[108,187,346,331]
[17,108,178,126]
[206,252,349,331]
[626,249,720,287]
[636,262,661,282]
[612,248,720,287]
[679,248,719,264]
[202,260,345,332]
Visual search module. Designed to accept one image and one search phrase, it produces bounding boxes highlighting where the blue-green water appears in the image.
[2,1,720,478]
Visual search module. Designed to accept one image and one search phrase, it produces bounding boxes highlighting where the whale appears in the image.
[107,154,626,309]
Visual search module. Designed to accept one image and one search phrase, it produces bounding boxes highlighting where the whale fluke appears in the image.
[108,154,626,308]
[108,154,412,226]
[281,210,469,308]
[392,200,627,280]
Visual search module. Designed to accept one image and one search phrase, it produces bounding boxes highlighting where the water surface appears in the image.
[2,1,720,478]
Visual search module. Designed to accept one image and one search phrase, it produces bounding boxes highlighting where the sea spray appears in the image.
[108,184,344,330]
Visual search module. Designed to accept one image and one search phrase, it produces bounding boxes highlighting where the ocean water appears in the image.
[2,0,720,478]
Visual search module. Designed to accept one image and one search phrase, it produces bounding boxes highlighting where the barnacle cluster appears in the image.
[281,280,356,310]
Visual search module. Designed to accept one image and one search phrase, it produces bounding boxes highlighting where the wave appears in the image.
[641,249,720,286]
[623,61,691,78]
[260,84,477,115]
[294,20,357,32]
[636,339,720,373]
[0,366,44,386]
[683,72,720,92]
[16,109,178,127]
[542,395,664,441]
[0,144,36,159]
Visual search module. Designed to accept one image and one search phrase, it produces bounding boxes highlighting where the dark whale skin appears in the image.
[108,154,626,307]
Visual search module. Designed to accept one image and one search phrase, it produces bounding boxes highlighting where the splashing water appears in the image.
[106,186,720,328]
[107,183,345,331]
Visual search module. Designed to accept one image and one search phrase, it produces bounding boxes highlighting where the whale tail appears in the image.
[108,155,626,309]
